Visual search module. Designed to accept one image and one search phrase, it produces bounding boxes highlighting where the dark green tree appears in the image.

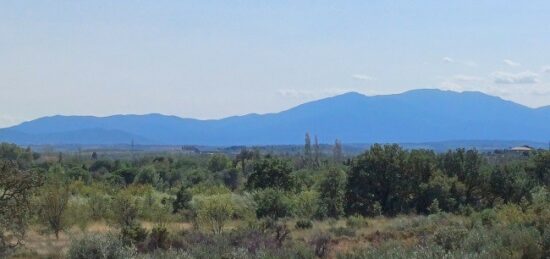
[172,186,192,213]
[207,154,230,172]
[345,144,407,216]
[246,157,295,191]
[133,166,159,185]
[531,151,550,186]
[317,168,346,218]
[490,165,531,203]
[222,168,242,191]
[253,188,292,219]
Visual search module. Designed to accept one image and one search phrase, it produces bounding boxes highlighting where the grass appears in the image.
[10,215,469,258]
[11,221,193,258]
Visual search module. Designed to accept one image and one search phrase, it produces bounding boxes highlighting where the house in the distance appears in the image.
[510,145,534,152]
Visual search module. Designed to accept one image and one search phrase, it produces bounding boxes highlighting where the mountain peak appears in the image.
[1,89,549,145]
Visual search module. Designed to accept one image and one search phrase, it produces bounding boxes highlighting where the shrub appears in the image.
[66,198,91,231]
[336,241,449,259]
[499,225,542,259]
[121,224,148,244]
[475,209,497,227]
[370,201,383,217]
[310,232,332,258]
[110,192,148,244]
[295,219,313,229]
[134,250,192,259]
[253,188,292,219]
[172,186,192,213]
[194,194,234,234]
[143,226,170,251]
[461,225,543,258]
[229,193,256,221]
[36,178,70,239]
[67,233,135,259]
[272,221,291,247]
[346,215,368,228]
[431,225,469,250]
[542,226,550,259]
[87,192,110,220]
[329,226,356,237]
[428,199,441,214]
[293,190,319,219]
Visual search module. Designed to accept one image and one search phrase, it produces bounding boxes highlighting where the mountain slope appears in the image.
[1,89,549,145]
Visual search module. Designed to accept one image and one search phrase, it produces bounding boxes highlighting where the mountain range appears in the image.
[1,89,549,146]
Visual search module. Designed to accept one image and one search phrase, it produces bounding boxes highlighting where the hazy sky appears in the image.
[2,1,550,127]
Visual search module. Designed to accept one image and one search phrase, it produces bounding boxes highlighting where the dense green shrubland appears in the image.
[0,142,549,258]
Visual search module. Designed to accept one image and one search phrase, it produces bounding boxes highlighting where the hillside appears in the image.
[1,89,549,145]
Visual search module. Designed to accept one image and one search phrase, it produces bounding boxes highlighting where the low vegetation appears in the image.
[0,139,549,258]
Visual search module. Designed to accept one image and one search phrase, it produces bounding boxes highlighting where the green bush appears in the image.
[295,219,313,229]
[461,225,543,258]
[194,194,234,234]
[67,233,135,259]
[476,209,497,227]
[346,215,368,228]
[542,226,550,259]
[431,225,468,250]
[336,241,449,259]
[121,224,148,244]
[329,226,356,237]
[87,192,110,220]
[253,188,292,219]
[293,190,319,219]
[310,232,332,258]
[143,226,170,251]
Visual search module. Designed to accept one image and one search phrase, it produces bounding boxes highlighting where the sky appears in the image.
[1,1,550,127]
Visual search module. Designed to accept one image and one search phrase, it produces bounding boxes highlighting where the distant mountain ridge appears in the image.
[1,89,549,146]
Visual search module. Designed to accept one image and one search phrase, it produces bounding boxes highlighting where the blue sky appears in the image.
[1,1,550,127]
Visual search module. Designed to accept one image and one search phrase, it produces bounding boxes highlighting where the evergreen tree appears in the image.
[304,132,312,168]
[333,139,343,164]
[314,135,321,168]
[173,186,192,213]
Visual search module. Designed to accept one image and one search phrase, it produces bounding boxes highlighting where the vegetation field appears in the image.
[1,139,549,259]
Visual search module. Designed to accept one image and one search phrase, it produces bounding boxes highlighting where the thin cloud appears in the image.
[452,75,485,83]
[503,59,520,67]
[352,74,375,81]
[439,75,485,92]
[462,60,478,67]
[492,71,539,84]
[442,57,477,67]
[542,66,550,73]
[442,57,455,63]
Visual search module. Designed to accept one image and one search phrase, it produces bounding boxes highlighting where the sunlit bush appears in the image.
[67,233,136,259]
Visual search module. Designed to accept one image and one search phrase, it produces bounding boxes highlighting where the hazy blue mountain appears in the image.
[1,89,549,146]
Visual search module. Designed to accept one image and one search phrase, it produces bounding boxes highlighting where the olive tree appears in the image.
[0,161,42,256]
[36,177,70,239]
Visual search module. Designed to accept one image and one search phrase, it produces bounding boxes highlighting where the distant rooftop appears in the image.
[510,145,534,151]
